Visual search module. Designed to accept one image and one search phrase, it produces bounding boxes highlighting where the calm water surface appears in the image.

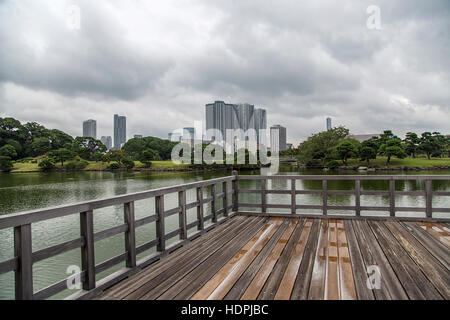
[0,167,449,299]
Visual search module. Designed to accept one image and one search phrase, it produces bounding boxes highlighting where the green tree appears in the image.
[103,150,125,165]
[38,157,56,171]
[30,137,52,156]
[140,149,158,167]
[49,148,74,166]
[404,132,420,158]
[359,146,377,164]
[121,157,135,169]
[419,132,440,159]
[0,156,13,172]
[379,137,406,164]
[336,140,359,165]
[0,144,18,159]
[73,137,106,161]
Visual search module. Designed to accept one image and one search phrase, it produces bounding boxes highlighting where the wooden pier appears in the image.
[0,172,449,300]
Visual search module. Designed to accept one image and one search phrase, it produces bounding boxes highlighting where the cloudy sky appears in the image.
[0,0,449,145]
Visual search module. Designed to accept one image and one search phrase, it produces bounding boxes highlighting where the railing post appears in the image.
[196,187,204,231]
[124,202,136,268]
[355,180,361,217]
[223,181,228,217]
[389,179,395,217]
[322,179,327,216]
[14,224,33,300]
[261,179,267,213]
[426,180,432,218]
[178,190,187,240]
[155,195,165,252]
[211,184,217,223]
[80,210,95,290]
[291,178,296,214]
[232,170,238,213]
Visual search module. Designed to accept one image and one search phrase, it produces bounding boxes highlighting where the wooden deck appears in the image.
[96,216,450,300]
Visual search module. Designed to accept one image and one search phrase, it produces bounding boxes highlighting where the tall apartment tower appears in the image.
[113,114,127,149]
[82,119,97,139]
[270,125,287,154]
[254,108,267,147]
[326,117,332,131]
[101,136,112,149]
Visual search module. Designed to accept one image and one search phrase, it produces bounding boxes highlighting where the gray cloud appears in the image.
[0,0,449,145]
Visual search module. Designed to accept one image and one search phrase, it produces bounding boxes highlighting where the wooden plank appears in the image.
[368,221,440,299]
[275,219,313,300]
[225,219,295,300]
[211,184,217,223]
[197,187,204,230]
[240,219,302,300]
[355,180,361,217]
[352,220,405,300]
[290,219,321,300]
[178,190,187,240]
[0,257,17,275]
[325,219,339,300]
[192,218,284,300]
[155,195,165,252]
[80,210,95,291]
[389,179,395,217]
[261,179,267,213]
[232,171,238,212]
[343,220,374,300]
[94,224,128,242]
[124,202,136,268]
[291,179,296,214]
[417,222,450,247]
[426,180,432,218]
[336,219,357,300]
[157,218,269,300]
[14,224,33,300]
[32,237,83,263]
[322,180,327,216]
[307,219,328,300]
[384,221,449,299]
[100,216,248,299]
[223,181,228,217]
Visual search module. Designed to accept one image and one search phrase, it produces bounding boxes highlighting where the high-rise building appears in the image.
[101,136,112,150]
[133,135,143,139]
[205,101,266,146]
[270,125,287,154]
[326,117,332,131]
[168,132,181,142]
[113,114,126,149]
[254,108,267,147]
[83,119,97,139]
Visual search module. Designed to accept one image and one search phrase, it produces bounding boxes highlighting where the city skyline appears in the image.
[1,1,448,145]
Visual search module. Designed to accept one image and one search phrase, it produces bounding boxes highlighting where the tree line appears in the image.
[0,117,176,172]
[296,127,450,168]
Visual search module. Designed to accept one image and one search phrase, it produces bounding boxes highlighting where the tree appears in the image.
[0,156,13,172]
[30,137,52,156]
[419,132,439,160]
[121,157,135,169]
[103,150,125,165]
[0,144,18,159]
[140,149,158,167]
[49,148,74,166]
[122,136,177,161]
[73,137,106,161]
[38,157,56,171]
[404,132,420,158]
[379,137,406,164]
[336,140,358,165]
[359,146,377,164]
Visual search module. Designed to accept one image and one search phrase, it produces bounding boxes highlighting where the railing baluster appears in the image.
[355,180,361,217]
[178,190,187,240]
[80,210,95,290]
[155,195,165,252]
[211,184,217,223]
[223,181,228,217]
[14,224,33,300]
[322,180,327,216]
[196,187,204,230]
[124,202,136,268]
[232,170,238,212]
[291,179,296,214]
[426,180,432,218]
[389,179,395,217]
[261,179,267,213]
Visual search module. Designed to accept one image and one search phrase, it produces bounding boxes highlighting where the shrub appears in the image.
[107,163,120,170]
[0,156,13,172]
[122,158,135,169]
[65,160,89,170]
[325,160,340,169]
[38,157,56,171]
[142,161,152,168]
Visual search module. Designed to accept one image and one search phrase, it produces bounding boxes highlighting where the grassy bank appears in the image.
[341,157,450,167]
[11,160,190,173]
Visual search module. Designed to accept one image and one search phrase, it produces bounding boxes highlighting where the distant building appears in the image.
[113,114,126,149]
[286,143,293,149]
[101,136,112,150]
[326,117,332,131]
[83,119,97,139]
[133,135,143,139]
[348,134,381,143]
[168,132,181,142]
[270,125,287,154]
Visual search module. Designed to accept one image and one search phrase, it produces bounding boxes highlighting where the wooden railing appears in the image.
[0,175,236,300]
[0,172,449,300]
[235,175,450,220]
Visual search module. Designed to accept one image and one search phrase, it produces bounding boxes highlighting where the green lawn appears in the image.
[12,160,189,172]
[343,157,450,167]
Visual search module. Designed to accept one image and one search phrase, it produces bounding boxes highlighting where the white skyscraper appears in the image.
[83,119,97,139]
[270,125,287,154]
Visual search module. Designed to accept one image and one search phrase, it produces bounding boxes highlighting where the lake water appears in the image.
[0,167,449,299]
